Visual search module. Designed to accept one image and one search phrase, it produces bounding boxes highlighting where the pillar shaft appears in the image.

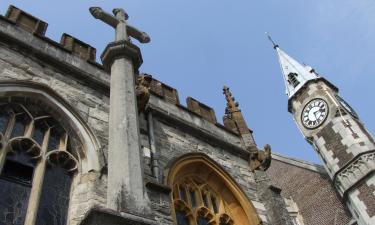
[102,40,149,214]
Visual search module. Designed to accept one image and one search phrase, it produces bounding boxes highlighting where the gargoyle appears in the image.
[249,144,272,172]
[136,73,152,112]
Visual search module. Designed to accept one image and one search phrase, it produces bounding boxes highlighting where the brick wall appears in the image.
[266,158,352,225]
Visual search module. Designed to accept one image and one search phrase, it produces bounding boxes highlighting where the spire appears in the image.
[222,86,257,149]
[223,85,240,115]
[268,35,319,98]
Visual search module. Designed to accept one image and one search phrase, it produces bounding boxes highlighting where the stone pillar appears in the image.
[101,40,150,215]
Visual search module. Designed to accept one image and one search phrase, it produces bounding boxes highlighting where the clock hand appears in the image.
[313,111,318,120]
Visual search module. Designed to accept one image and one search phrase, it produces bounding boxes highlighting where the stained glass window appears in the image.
[10,115,27,138]
[197,216,209,225]
[0,178,31,225]
[0,112,9,133]
[176,210,190,225]
[0,149,34,225]
[211,196,218,213]
[189,190,197,208]
[173,177,235,225]
[36,165,72,225]
[48,128,61,151]
[202,193,209,208]
[220,222,230,225]
[179,185,187,202]
[0,98,80,225]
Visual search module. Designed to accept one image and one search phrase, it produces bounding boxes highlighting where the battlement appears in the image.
[1,5,99,64]
[0,5,244,134]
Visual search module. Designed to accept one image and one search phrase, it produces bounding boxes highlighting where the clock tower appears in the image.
[271,41,375,225]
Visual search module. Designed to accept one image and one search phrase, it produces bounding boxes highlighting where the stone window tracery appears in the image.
[0,97,79,225]
[168,155,262,225]
[173,177,235,225]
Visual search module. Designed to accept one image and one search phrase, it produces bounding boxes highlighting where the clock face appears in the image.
[301,98,329,129]
[335,94,359,119]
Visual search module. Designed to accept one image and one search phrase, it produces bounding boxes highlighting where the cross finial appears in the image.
[89,7,150,43]
[266,32,279,49]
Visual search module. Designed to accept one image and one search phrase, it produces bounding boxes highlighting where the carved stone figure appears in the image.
[249,144,272,172]
[136,73,152,112]
[89,7,150,43]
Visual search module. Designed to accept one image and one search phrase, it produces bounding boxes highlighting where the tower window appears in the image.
[288,73,300,87]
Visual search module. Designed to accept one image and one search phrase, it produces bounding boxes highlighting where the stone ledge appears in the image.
[271,152,327,174]
[80,206,158,225]
[145,181,172,194]
[101,40,143,72]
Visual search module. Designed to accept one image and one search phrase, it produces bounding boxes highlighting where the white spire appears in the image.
[268,35,319,98]
[276,47,318,98]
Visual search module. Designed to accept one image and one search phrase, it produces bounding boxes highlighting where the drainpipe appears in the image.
[147,111,160,182]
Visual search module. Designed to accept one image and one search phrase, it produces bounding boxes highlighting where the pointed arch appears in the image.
[0,80,101,172]
[165,153,262,225]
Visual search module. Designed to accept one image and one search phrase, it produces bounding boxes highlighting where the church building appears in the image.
[0,5,373,225]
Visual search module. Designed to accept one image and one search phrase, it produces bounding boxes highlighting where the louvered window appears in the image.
[287,73,300,87]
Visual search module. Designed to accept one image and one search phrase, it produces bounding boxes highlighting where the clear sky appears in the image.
[1,0,374,164]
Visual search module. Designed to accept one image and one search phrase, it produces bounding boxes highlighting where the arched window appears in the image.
[0,97,79,225]
[167,154,262,225]
[173,177,230,225]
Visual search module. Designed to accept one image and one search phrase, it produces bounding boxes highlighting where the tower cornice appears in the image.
[287,77,338,113]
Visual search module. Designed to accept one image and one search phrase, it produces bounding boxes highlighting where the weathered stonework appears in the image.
[0,5,367,225]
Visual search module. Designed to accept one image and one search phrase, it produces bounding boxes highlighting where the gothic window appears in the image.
[173,177,233,225]
[0,97,79,225]
[287,73,300,88]
[169,155,262,225]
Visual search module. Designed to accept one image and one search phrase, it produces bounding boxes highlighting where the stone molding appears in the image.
[334,151,375,196]
[101,40,143,71]
[0,80,102,173]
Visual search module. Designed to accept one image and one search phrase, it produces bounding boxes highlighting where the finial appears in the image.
[266,32,279,49]
[223,85,240,115]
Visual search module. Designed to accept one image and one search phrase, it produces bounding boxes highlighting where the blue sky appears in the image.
[1,1,374,164]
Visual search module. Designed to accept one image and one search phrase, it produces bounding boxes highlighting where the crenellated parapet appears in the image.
[5,5,48,36]
[2,5,99,65]
[186,97,217,124]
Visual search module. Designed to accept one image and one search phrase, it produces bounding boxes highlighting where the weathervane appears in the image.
[266,32,279,49]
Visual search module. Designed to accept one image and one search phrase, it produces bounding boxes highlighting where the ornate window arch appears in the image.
[0,81,101,225]
[166,153,262,225]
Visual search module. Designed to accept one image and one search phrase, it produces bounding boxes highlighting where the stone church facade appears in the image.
[0,5,373,225]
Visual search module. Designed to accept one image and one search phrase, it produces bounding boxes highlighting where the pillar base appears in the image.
[80,206,157,225]
[101,40,143,72]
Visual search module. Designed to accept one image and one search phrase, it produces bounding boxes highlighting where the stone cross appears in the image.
[89,7,150,43]
[89,7,152,216]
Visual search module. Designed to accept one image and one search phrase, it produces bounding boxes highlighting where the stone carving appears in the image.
[334,151,375,196]
[46,150,78,172]
[250,144,272,172]
[89,7,150,43]
[136,73,152,113]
